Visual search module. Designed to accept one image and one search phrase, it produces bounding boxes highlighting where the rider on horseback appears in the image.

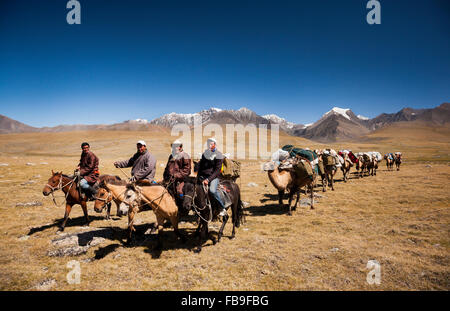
[76,142,100,199]
[197,137,227,217]
[114,140,157,183]
[163,139,191,199]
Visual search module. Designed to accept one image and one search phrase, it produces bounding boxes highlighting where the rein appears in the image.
[185,178,212,223]
[47,176,76,207]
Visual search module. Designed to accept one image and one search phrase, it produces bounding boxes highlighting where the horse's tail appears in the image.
[234,190,245,228]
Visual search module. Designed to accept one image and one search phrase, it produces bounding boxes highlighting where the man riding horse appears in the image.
[197,137,227,217]
[162,140,191,211]
[76,142,100,200]
[114,140,157,183]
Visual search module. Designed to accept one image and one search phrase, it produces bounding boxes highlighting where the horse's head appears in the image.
[43,170,62,196]
[182,177,196,211]
[122,187,138,208]
[93,187,112,213]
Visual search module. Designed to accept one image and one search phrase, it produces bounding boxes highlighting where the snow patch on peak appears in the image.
[323,107,351,120]
[357,114,369,120]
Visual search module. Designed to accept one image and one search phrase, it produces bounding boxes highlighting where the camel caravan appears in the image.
[263,146,402,214]
[42,139,403,253]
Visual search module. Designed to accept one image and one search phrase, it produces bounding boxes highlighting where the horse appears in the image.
[394,153,402,171]
[93,181,129,218]
[182,176,244,252]
[109,180,186,248]
[42,171,119,231]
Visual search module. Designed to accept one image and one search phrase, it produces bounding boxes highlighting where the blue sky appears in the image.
[0,0,449,127]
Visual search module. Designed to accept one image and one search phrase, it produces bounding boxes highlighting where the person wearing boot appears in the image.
[197,137,227,216]
[76,142,100,200]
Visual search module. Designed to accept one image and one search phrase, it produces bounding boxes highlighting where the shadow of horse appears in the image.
[27,215,106,235]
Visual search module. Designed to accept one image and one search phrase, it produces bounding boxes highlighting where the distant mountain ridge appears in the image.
[1,103,448,142]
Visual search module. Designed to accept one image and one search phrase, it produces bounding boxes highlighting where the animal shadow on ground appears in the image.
[27,215,106,235]
[82,223,200,260]
[247,194,294,216]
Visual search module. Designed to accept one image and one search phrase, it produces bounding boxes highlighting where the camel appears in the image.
[356,154,368,177]
[384,153,394,171]
[266,160,315,216]
[366,157,378,176]
[339,153,352,182]
[394,152,402,171]
[267,165,298,206]
[320,153,337,191]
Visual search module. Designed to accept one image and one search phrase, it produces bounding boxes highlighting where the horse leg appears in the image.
[322,175,326,192]
[81,200,90,225]
[59,203,72,231]
[169,214,186,243]
[126,207,136,245]
[309,183,314,209]
[154,214,166,250]
[218,213,228,242]
[106,202,111,220]
[194,221,206,253]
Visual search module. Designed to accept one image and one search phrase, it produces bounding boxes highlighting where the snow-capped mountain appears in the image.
[293,107,370,142]
[262,114,295,129]
[3,104,448,142]
[357,114,369,120]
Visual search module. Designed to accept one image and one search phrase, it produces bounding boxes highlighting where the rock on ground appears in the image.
[47,228,112,257]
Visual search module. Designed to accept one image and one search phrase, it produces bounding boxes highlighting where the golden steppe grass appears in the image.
[0,125,448,290]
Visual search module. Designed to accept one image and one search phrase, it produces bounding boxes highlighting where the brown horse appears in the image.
[42,171,120,231]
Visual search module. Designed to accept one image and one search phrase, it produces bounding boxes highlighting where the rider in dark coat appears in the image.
[77,142,100,199]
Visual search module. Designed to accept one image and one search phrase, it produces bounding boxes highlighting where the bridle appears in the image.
[45,175,76,207]
[184,178,212,223]
[93,189,113,210]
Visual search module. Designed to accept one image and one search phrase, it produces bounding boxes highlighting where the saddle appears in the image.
[218,182,233,208]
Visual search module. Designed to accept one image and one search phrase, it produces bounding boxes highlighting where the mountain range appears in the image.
[1,103,448,142]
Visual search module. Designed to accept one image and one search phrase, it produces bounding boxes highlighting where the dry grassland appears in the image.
[0,126,448,290]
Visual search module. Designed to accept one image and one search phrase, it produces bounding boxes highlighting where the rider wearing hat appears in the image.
[163,139,192,195]
[114,140,157,183]
[77,142,100,199]
[197,137,227,217]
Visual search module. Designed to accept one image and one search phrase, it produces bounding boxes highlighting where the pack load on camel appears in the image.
[269,145,319,180]
[322,149,343,168]
[368,151,383,162]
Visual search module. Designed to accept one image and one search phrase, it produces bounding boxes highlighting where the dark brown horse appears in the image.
[42,171,119,231]
[182,176,244,252]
